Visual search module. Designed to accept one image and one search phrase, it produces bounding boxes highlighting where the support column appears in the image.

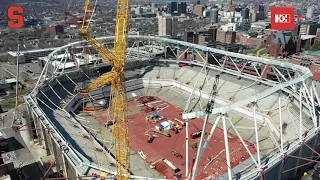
[278,96,284,180]
[62,154,68,177]
[52,142,61,173]
[191,113,214,180]
[253,102,261,169]
[20,112,33,145]
[34,116,43,146]
[185,118,189,178]
[42,126,51,156]
[222,115,232,180]
[164,44,167,59]
[293,143,303,177]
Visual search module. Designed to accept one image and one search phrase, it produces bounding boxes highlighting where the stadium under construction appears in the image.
[15,35,320,180]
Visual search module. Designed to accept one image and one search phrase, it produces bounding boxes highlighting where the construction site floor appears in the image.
[126,96,257,179]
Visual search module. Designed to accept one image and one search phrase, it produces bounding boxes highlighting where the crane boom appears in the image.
[80,0,131,179]
[80,28,116,67]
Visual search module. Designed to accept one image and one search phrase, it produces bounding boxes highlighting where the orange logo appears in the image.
[8,6,24,28]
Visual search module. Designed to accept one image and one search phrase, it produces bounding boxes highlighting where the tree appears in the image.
[304,39,311,50]
[310,41,320,51]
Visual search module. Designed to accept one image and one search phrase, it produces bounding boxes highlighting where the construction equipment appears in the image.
[172,127,179,134]
[173,118,185,126]
[64,0,85,25]
[171,150,182,158]
[79,0,131,179]
[145,134,156,143]
[163,158,180,173]
[144,103,156,111]
[190,130,202,139]
[137,96,156,104]
[153,128,171,137]
[65,0,99,25]
[145,115,157,123]
[150,158,164,169]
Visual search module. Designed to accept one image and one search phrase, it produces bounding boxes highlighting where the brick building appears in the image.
[266,31,300,58]
[226,31,236,44]
[294,24,300,36]
[184,31,199,44]
[198,35,207,45]
[216,29,225,43]
[289,54,320,80]
[216,29,236,44]
[316,28,320,42]
[46,25,64,36]
[208,26,217,42]
[193,5,204,16]
[239,35,264,48]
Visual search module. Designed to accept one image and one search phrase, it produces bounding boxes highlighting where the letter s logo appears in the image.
[8,6,24,28]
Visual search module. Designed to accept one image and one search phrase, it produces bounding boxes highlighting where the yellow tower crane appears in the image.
[79,0,131,179]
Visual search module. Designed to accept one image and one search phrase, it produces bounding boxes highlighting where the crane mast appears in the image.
[79,0,131,179]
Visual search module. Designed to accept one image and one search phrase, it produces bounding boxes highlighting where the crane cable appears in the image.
[84,93,112,174]
[82,96,103,175]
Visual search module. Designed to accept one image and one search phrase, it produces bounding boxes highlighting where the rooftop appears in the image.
[300,34,317,40]
[271,31,297,45]
[7,48,58,56]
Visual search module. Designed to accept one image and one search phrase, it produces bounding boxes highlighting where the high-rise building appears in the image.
[258,5,264,12]
[306,6,314,19]
[211,9,219,23]
[208,26,218,41]
[151,3,158,13]
[239,20,251,31]
[178,2,187,15]
[225,31,236,44]
[251,9,257,22]
[198,34,207,45]
[168,2,177,14]
[184,31,199,44]
[216,29,236,44]
[241,8,249,20]
[264,5,269,18]
[193,5,204,16]
[217,29,226,43]
[135,6,143,15]
[235,7,242,12]
[158,16,178,37]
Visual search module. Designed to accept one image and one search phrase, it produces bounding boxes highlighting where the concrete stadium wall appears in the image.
[261,131,320,180]
[64,78,145,113]
[28,109,78,178]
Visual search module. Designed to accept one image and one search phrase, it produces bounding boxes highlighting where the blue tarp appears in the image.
[152,113,159,118]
